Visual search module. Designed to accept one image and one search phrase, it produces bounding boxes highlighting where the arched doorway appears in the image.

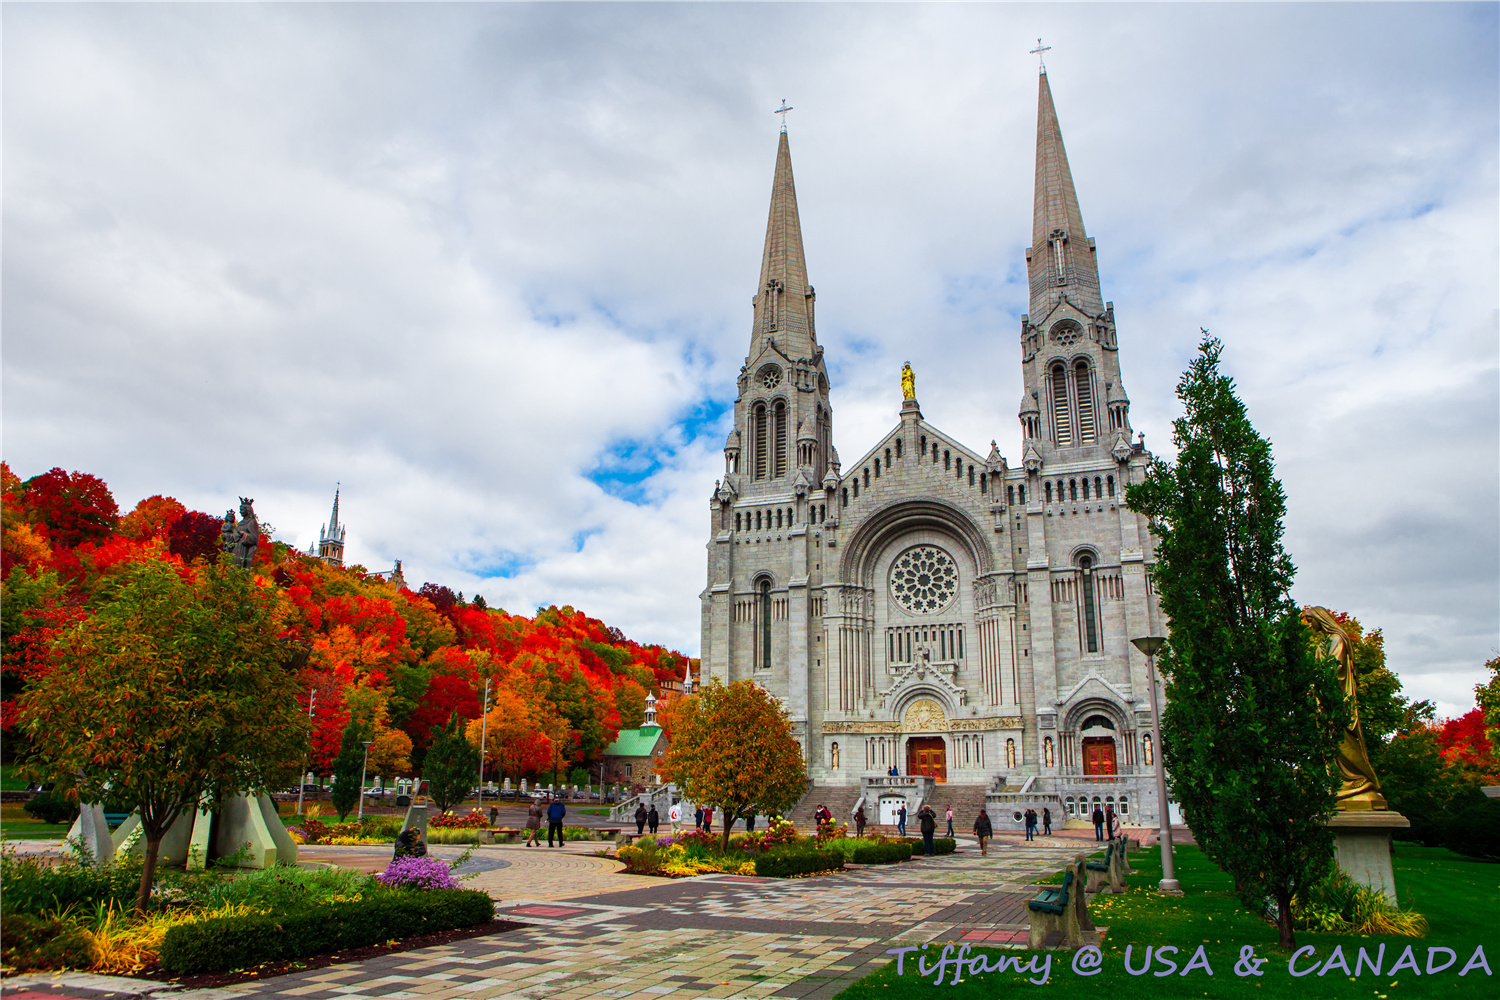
[907,738,947,782]
[1079,713,1118,776]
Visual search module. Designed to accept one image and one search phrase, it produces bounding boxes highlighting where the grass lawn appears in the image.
[0,803,69,841]
[834,842,1495,999]
[1,763,33,791]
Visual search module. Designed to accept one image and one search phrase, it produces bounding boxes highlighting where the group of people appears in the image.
[632,802,661,836]
[524,795,570,847]
[1092,803,1117,841]
[1021,806,1053,840]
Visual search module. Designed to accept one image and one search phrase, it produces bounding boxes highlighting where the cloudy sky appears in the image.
[4,3,1496,715]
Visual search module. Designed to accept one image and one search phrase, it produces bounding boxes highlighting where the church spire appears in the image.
[751,129,816,358]
[1029,69,1103,319]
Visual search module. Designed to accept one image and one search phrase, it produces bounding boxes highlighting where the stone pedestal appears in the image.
[1327,810,1409,904]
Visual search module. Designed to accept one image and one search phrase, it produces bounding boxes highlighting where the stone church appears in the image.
[700,67,1167,828]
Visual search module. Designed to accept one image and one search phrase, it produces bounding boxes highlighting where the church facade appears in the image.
[700,69,1166,826]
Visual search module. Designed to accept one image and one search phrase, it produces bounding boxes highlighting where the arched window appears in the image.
[735,512,741,532]
[759,579,772,670]
[775,509,782,529]
[1075,361,1096,443]
[1044,736,1055,767]
[841,488,848,507]
[773,401,788,478]
[1142,733,1153,767]
[1018,485,1026,504]
[1006,738,1017,769]
[1081,477,1090,499]
[1045,482,1053,503]
[755,510,762,531]
[1069,479,1078,501]
[980,475,987,494]
[920,435,927,454]
[944,449,951,470]
[863,468,870,488]
[1008,486,1016,506]
[1080,555,1099,653]
[896,439,903,459]
[852,479,859,499]
[885,447,892,466]
[874,459,881,478]
[819,503,825,522]
[968,465,975,485]
[753,403,768,480]
[932,443,938,462]
[1095,476,1103,498]
[1051,363,1072,446]
[1107,475,1115,497]
[1057,479,1066,501]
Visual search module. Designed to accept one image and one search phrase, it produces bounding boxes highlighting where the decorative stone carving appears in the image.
[903,698,947,733]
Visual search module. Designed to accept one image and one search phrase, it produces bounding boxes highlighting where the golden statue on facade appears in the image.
[1303,606,1389,810]
[901,362,916,401]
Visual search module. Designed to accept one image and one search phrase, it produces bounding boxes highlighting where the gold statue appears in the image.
[1303,606,1388,810]
[901,362,916,401]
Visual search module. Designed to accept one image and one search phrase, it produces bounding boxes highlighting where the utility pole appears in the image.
[476,676,492,811]
[296,688,318,817]
[357,740,374,821]
[1132,635,1182,895]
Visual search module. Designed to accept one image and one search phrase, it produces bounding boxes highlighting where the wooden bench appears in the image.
[103,813,129,828]
[1085,839,1125,894]
[1028,857,1095,949]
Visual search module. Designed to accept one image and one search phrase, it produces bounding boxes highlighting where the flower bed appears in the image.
[429,809,489,829]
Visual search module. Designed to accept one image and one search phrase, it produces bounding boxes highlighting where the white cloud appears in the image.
[4,3,1495,708]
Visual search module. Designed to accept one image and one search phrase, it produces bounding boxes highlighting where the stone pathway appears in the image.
[2,840,1095,1000]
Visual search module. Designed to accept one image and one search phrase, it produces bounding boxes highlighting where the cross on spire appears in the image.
[774,99,793,132]
[1030,38,1051,74]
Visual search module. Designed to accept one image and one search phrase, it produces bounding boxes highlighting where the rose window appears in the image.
[1049,323,1082,346]
[889,546,958,614]
[757,365,783,389]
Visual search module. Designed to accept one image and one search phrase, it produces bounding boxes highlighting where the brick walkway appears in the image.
[3,840,1094,1000]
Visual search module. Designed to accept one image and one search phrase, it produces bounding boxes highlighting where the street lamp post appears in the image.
[476,676,492,812]
[297,688,318,817]
[357,740,374,821]
[1131,635,1182,895]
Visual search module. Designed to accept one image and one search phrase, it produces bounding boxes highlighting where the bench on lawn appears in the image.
[103,813,129,828]
[1028,856,1094,949]
[1085,837,1126,893]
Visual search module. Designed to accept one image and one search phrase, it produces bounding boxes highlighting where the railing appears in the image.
[1055,771,1147,784]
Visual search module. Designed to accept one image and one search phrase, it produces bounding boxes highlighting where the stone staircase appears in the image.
[784,783,864,830]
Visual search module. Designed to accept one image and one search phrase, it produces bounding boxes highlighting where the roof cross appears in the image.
[1030,38,1051,74]
[774,99,793,132]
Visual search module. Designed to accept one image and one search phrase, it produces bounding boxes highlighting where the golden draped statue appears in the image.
[901,362,916,401]
[1303,606,1388,810]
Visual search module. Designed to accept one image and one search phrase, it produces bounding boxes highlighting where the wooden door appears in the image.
[906,737,947,783]
[1081,737,1117,776]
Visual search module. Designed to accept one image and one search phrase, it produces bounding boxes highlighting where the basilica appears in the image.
[700,67,1167,828]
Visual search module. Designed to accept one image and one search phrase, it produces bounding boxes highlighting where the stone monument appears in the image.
[1305,606,1409,902]
[222,497,261,570]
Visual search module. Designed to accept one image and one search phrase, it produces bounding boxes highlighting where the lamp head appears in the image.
[1131,636,1168,657]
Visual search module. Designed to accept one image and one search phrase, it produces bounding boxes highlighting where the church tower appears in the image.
[314,486,346,568]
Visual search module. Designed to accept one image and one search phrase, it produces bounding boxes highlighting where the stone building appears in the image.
[700,68,1166,828]
[310,486,347,567]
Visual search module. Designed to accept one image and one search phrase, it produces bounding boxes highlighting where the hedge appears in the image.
[160,889,495,974]
[902,837,956,855]
[754,848,844,878]
[0,913,94,972]
[850,841,914,865]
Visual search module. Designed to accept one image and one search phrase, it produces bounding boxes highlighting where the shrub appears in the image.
[753,848,843,878]
[24,790,80,826]
[851,841,913,865]
[361,815,404,840]
[170,862,377,911]
[759,817,799,849]
[0,912,95,971]
[0,848,141,916]
[1445,799,1500,860]
[159,889,495,974]
[430,809,488,829]
[378,856,462,891]
[300,818,331,844]
[902,837,955,855]
[1292,866,1428,935]
[426,827,479,845]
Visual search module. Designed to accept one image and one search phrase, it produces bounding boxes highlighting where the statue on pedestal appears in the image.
[900,362,916,401]
[222,498,262,570]
[1303,606,1388,810]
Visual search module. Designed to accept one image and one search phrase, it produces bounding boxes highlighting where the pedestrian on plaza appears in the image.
[918,804,937,856]
[814,803,832,836]
[393,825,427,860]
[547,795,567,848]
[703,806,713,835]
[647,804,660,835]
[634,803,648,836]
[1092,805,1105,841]
[524,797,543,847]
[746,812,757,832]
[853,805,867,838]
[973,808,993,857]
[897,803,908,838]
[694,805,705,831]
[944,805,954,839]
[1042,807,1052,836]
[1024,807,1036,842]
[1105,804,1116,840]
[669,801,683,834]
[489,806,499,827]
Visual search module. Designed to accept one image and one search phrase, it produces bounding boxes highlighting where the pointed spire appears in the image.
[327,484,342,538]
[751,129,815,357]
[1030,70,1103,317]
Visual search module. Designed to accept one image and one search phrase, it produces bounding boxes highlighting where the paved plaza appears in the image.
[1,836,1092,1000]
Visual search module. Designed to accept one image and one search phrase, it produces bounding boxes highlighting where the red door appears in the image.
[907,737,947,783]
[1081,738,1117,776]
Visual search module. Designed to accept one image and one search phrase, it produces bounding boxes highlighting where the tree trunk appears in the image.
[721,811,736,853]
[1275,888,1296,949]
[136,832,162,913]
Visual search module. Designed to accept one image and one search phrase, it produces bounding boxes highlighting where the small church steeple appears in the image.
[314,485,346,567]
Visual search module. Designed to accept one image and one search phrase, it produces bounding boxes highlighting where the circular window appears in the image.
[889,545,958,615]
[757,365,783,389]
[1049,323,1082,346]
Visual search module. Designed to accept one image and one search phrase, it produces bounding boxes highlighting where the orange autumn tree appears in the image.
[657,678,806,851]
[465,686,554,782]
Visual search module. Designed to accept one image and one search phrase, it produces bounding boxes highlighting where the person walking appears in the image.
[1091,804,1105,841]
[634,803,648,836]
[944,805,954,839]
[1024,807,1035,842]
[1042,807,1052,836]
[746,812,756,832]
[853,804,867,838]
[524,797,543,847]
[918,804,937,856]
[973,808,992,857]
[897,803,908,838]
[647,804,660,835]
[1105,804,1116,840]
[694,805,705,832]
[702,806,713,835]
[547,795,567,848]
[669,801,683,835]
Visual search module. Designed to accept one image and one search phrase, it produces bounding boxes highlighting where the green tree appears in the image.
[657,678,807,851]
[18,560,307,910]
[329,719,366,822]
[1126,335,1347,949]
[423,713,479,812]
[1477,655,1500,747]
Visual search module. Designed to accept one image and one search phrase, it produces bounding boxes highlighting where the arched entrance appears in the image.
[1081,738,1117,775]
[903,698,948,782]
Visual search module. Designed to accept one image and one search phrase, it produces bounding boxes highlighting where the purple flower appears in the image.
[378,855,461,891]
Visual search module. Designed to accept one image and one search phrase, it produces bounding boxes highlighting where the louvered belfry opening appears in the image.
[1075,360,1096,443]
[1051,363,1072,446]
[773,401,788,478]
[754,403,768,480]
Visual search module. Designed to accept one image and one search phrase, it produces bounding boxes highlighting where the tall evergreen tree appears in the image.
[1126,335,1347,948]
[330,719,366,822]
[424,713,480,812]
